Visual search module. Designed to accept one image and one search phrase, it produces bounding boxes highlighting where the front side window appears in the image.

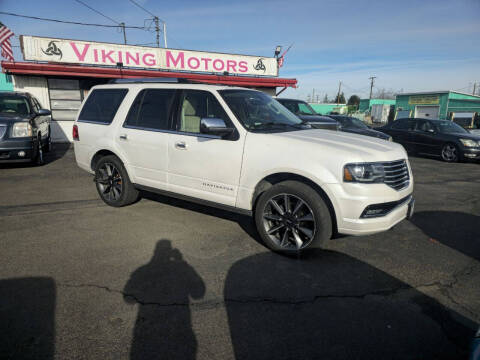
[416,120,433,132]
[178,90,231,133]
[125,89,176,130]
[0,96,31,116]
[79,89,128,124]
[219,90,303,132]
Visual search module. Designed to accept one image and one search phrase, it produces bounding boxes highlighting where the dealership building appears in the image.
[1,35,297,142]
[395,91,480,126]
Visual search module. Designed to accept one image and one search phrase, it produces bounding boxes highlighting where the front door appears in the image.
[167,89,244,207]
[412,119,442,155]
[115,88,177,190]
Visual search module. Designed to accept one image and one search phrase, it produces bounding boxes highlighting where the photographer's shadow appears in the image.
[124,240,205,360]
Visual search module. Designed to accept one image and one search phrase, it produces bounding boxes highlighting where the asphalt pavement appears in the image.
[0,145,479,359]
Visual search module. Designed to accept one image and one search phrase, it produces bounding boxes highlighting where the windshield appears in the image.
[435,120,468,134]
[0,96,31,116]
[337,117,368,129]
[219,90,303,131]
[278,99,316,116]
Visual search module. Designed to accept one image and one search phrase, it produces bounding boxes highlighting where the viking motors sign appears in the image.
[20,35,279,77]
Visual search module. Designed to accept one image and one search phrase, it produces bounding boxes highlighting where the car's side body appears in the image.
[380,118,480,161]
[0,91,51,163]
[75,83,414,242]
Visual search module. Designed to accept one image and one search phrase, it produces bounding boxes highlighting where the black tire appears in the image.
[441,143,459,162]
[254,180,332,253]
[94,155,140,207]
[32,136,44,166]
[43,129,52,153]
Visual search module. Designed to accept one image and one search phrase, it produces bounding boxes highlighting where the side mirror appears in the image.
[200,118,234,138]
[37,109,51,116]
[427,128,435,134]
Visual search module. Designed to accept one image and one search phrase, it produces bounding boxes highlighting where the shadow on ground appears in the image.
[225,250,476,360]
[0,143,70,169]
[411,211,480,261]
[0,277,56,359]
[123,240,205,360]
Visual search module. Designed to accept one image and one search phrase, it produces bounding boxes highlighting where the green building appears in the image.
[0,73,13,91]
[395,91,480,124]
[358,98,396,112]
[309,103,347,115]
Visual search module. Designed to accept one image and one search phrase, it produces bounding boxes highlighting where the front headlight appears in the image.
[459,138,479,147]
[344,163,385,183]
[11,122,32,138]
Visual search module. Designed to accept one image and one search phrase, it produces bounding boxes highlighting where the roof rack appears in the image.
[108,78,193,84]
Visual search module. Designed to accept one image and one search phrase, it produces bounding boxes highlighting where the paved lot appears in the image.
[1,145,479,359]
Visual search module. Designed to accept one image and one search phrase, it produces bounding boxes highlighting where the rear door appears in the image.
[167,89,244,207]
[388,118,415,150]
[115,88,177,190]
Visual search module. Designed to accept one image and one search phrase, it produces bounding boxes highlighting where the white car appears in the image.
[74,79,414,253]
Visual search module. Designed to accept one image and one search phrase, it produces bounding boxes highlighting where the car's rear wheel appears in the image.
[254,180,332,253]
[94,155,140,207]
[441,143,459,162]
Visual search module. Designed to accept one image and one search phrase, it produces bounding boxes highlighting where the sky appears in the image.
[1,0,479,100]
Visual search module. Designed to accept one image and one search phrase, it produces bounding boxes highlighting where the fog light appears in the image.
[18,151,26,157]
[464,153,476,158]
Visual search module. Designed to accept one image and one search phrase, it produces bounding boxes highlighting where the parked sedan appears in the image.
[0,92,51,165]
[328,115,392,141]
[380,118,480,162]
[276,98,339,130]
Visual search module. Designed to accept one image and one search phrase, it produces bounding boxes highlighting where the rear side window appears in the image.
[78,89,128,124]
[392,118,415,130]
[124,89,176,130]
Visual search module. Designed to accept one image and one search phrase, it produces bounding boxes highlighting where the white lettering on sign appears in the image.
[20,36,278,77]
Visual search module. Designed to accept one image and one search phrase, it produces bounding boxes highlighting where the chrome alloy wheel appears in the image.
[262,193,316,250]
[96,163,123,201]
[441,144,458,162]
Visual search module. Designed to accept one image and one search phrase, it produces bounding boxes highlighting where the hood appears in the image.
[0,115,31,124]
[271,129,406,163]
[297,115,338,123]
[342,127,390,139]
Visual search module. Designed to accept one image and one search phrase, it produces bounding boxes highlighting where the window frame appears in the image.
[78,88,129,126]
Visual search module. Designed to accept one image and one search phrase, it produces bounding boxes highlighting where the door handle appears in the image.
[175,141,187,150]
[119,134,128,140]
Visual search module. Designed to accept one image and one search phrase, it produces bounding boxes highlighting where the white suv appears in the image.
[74,79,414,253]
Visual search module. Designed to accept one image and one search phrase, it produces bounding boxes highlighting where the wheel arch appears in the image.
[91,149,126,172]
[251,172,338,235]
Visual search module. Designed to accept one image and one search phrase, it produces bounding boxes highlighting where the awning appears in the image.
[1,61,297,89]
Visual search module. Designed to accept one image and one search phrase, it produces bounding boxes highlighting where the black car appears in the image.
[0,92,52,165]
[380,118,480,162]
[276,98,339,131]
[328,115,392,141]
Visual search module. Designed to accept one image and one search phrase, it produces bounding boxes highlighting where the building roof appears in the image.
[397,90,480,98]
[1,61,297,89]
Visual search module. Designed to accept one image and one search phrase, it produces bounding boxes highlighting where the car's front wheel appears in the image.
[441,143,459,162]
[254,180,332,253]
[94,155,140,207]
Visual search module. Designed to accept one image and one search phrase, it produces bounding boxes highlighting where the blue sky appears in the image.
[1,0,479,99]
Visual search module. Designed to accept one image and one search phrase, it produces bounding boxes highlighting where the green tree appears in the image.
[347,95,360,107]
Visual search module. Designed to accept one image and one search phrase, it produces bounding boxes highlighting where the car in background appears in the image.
[328,115,392,141]
[379,118,480,162]
[0,92,52,165]
[276,98,339,131]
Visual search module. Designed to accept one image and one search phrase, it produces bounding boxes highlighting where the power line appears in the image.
[128,0,163,21]
[0,11,145,29]
[127,0,167,48]
[73,0,119,25]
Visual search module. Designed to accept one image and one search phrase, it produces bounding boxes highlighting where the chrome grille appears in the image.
[0,124,6,139]
[382,159,409,191]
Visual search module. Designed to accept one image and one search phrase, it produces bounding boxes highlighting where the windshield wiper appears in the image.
[253,122,303,130]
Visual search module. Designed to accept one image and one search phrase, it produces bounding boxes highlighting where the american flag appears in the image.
[0,23,14,62]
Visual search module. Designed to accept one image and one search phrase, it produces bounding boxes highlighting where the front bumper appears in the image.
[460,147,480,160]
[0,138,34,163]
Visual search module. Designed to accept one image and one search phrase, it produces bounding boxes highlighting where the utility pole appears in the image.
[120,22,127,44]
[154,16,160,47]
[473,82,477,96]
[163,21,168,48]
[336,81,342,104]
[369,76,376,99]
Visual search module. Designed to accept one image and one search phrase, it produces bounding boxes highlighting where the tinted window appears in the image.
[0,95,31,116]
[79,89,128,124]
[415,120,433,132]
[391,118,414,130]
[125,89,176,130]
[278,100,315,115]
[178,90,231,133]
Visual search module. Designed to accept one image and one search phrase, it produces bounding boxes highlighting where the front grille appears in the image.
[382,159,409,191]
[0,125,6,139]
